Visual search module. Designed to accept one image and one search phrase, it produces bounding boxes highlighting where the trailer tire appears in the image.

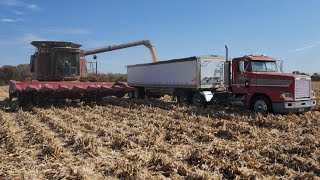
[134,88,145,99]
[128,91,135,99]
[251,95,272,114]
[177,93,191,104]
[192,93,206,107]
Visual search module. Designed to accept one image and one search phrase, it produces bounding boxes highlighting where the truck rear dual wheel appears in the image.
[251,96,272,114]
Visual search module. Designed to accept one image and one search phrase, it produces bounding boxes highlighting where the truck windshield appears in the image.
[251,61,278,72]
[55,51,80,76]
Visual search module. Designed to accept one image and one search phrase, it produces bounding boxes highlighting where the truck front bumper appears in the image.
[272,99,316,114]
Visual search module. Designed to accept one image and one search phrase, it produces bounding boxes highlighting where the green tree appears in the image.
[0,64,32,85]
[0,65,16,85]
[96,73,127,82]
[311,73,320,81]
[292,71,309,75]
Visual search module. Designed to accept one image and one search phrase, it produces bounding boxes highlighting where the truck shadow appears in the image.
[83,97,254,119]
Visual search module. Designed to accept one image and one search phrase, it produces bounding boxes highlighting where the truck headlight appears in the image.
[281,93,293,99]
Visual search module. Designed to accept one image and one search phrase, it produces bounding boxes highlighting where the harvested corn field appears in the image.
[0,84,320,179]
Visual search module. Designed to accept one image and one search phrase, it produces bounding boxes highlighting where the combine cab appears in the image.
[9,40,158,105]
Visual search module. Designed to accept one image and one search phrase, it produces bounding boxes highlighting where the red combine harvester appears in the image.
[9,40,158,106]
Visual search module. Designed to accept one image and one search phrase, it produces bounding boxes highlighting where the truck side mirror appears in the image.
[239,61,245,73]
[280,61,284,72]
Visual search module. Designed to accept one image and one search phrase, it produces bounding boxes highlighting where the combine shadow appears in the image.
[0,96,253,120]
[0,98,84,112]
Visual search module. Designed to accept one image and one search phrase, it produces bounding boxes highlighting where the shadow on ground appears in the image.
[0,96,254,120]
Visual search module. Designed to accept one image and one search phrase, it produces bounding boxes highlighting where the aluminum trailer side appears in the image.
[127,55,227,105]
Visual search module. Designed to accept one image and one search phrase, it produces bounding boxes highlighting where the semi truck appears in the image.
[127,46,316,114]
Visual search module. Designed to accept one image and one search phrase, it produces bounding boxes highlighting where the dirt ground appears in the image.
[0,84,319,179]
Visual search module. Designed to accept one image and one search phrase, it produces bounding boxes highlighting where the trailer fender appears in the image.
[200,91,213,102]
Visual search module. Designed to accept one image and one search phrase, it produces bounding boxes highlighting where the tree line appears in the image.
[95,73,127,82]
[0,64,32,85]
[292,71,320,81]
[0,64,127,85]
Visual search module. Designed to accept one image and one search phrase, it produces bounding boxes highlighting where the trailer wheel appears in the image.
[192,93,206,107]
[128,91,135,99]
[251,96,272,114]
[177,94,191,104]
[134,88,145,99]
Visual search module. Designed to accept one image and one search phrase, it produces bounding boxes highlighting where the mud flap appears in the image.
[200,91,213,102]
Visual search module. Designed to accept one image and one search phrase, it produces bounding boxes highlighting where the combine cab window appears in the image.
[54,51,80,76]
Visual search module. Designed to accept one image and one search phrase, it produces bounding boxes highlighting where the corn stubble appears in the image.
[0,84,320,179]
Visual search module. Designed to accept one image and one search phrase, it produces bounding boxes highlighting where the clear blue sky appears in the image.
[0,0,319,74]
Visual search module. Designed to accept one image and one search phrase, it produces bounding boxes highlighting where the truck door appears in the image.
[232,59,255,94]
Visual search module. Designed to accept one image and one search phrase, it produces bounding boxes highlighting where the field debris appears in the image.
[0,85,320,179]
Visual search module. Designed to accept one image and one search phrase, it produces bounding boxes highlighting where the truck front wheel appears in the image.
[251,96,272,114]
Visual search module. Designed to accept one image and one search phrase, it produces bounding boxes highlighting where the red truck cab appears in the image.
[231,55,316,113]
